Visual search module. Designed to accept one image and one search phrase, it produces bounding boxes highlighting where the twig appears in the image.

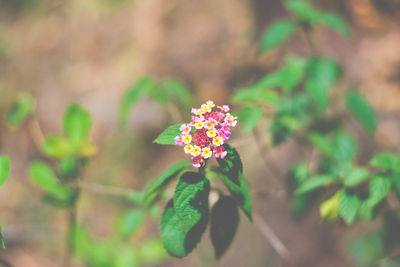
[253,213,291,261]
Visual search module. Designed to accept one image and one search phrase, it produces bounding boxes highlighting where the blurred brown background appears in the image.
[1,0,400,266]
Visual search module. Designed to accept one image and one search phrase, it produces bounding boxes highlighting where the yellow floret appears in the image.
[183,135,192,144]
[213,136,223,146]
[191,145,201,157]
[184,144,193,154]
[202,147,212,159]
[207,129,217,138]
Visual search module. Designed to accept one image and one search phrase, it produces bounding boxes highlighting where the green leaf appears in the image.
[348,231,385,265]
[118,77,154,128]
[0,156,10,187]
[320,191,340,221]
[29,161,72,200]
[369,153,400,172]
[138,238,167,264]
[63,104,92,144]
[368,176,391,205]
[210,195,239,259]
[288,163,311,185]
[279,57,307,92]
[285,0,320,23]
[0,226,5,248]
[143,160,190,206]
[173,172,210,233]
[305,58,340,110]
[319,12,350,38]
[308,132,332,156]
[160,198,208,258]
[343,168,370,187]
[358,200,375,221]
[42,135,73,159]
[338,190,361,225]
[295,175,336,196]
[332,130,356,163]
[119,210,145,237]
[345,91,376,135]
[153,124,181,145]
[217,144,252,220]
[235,106,263,133]
[6,93,35,129]
[260,20,296,52]
[232,88,282,106]
[162,78,192,108]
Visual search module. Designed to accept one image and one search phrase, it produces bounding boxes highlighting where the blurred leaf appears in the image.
[0,156,10,187]
[332,131,356,163]
[295,175,336,196]
[348,232,385,265]
[368,176,391,205]
[285,0,320,23]
[217,144,252,220]
[235,106,263,133]
[260,20,296,52]
[162,78,192,108]
[153,124,181,145]
[319,12,350,38]
[0,226,5,248]
[288,163,311,185]
[370,153,400,172]
[63,104,92,144]
[119,77,154,128]
[42,135,73,159]
[358,200,375,221]
[279,56,307,92]
[173,172,210,233]
[143,160,190,206]
[6,93,35,129]
[308,132,332,156]
[305,58,340,111]
[29,161,72,200]
[343,168,370,187]
[114,246,139,267]
[119,210,145,237]
[138,239,167,264]
[345,91,376,135]
[320,191,340,221]
[210,195,239,259]
[339,190,361,225]
[148,86,169,106]
[232,88,282,106]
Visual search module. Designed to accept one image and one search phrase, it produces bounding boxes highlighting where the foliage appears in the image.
[0,156,10,248]
[149,112,252,258]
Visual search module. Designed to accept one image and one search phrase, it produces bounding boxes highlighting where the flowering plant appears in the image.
[174,101,237,167]
[148,100,252,259]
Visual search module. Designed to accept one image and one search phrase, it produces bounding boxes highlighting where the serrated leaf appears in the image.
[143,160,190,206]
[153,124,181,145]
[343,168,370,187]
[173,172,210,233]
[285,0,320,23]
[260,20,296,52]
[160,198,208,258]
[217,144,252,220]
[162,78,192,108]
[119,210,145,237]
[369,153,400,172]
[0,156,10,187]
[368,176,391,205]
[339,190,361,225]
[210,195,239,259]
[63,104,92,144]
[305,58,340,111]
[345,91,376,135]
[295,175,336,196]
[319,12,350,38]
[235,106,263,133]
[6,93,35,129]
[118,77,154,128]
[320,191,340,221]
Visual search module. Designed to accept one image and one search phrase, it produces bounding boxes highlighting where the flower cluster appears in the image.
[175,101,237,167]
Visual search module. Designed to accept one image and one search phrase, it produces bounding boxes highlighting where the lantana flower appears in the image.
[175,101,237,167]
